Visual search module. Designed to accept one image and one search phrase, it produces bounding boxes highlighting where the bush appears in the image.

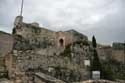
[101,64,115,80]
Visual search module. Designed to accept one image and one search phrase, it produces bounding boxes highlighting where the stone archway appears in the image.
[59,38,64,47]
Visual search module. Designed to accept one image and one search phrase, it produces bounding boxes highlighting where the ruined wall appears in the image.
[112,42,125,63]
[0,31,13,57]
[5,16,91,82]
[112,50,124,63]
[97,44,125,63]
[0,31,13,77]
[13,24,87,48]
[11,41,91,82]
[0,16,124,82]
[97,46,112,61]
[13,16,88,49]
[97,45,125,80]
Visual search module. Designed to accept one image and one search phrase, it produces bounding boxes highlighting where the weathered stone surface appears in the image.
[7,16,92,82]
[11,41,91,82]
[0,31,13,57]
[0,79,14,83]
[35,72,65,83]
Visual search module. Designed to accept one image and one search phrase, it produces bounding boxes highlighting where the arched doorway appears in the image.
[59,38,64,47]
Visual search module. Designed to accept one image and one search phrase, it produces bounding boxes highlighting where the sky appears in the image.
[0,0,125,45]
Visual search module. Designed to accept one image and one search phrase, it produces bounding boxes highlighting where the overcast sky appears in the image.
[0,0,125,44]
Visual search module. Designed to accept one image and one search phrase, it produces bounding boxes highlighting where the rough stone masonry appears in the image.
[5,16,92,83]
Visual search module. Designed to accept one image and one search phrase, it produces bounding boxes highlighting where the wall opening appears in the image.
[59,38,64,46]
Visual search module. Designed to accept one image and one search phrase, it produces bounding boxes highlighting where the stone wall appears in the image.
[112,50,124,63]
[0,31,13,57]
[0,31,13,78]
[97,44,125,63]
[10,41,91,82]
[112,42,125,50]
[97,46,112,61]
[0,16,125,82]
[111,42,125,63]
[13,16,88,48]
[4,16,91,82]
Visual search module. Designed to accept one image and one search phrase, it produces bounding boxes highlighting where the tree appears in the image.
[91,35,102,78]
[91,35,114,80]
[91,35,101,70]
[92,35,97,48]
[12,28,16,34]
[101,64,114,80]
[91,49,102,71]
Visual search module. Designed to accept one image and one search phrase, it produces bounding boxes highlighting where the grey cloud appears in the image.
[0,0,124,44]
[83,8,125,44]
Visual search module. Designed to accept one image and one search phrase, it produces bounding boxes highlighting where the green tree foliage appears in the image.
[91,35,101,71]
[91,35,114,80]
[91,49,102,71]
[91,36,102,78]
[101,63,114,80]
[12,28,16,34]
[92,35,97,48]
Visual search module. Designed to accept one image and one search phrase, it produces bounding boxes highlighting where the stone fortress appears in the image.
[7,16,91,83]
[13,16,88,48]
[0,15,124,83]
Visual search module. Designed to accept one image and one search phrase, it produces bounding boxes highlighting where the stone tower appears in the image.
[14,16,23,28]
